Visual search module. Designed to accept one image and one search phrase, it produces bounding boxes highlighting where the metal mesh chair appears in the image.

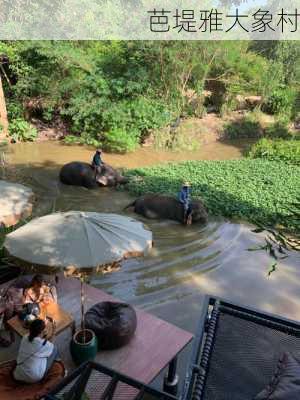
[46,361,177,400]
[184,296,300,400]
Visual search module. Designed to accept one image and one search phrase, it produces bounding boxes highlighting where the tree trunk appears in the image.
[0,75,9,141]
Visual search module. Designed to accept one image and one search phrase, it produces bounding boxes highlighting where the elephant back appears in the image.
[59,161,96,189]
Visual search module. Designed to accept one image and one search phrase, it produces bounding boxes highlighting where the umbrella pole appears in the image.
[80,276,86,342]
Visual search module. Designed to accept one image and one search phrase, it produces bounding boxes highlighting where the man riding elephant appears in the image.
[125,193,208,225]
[59,160,128,189]
[91,149,103,180]
[178,182,192,224]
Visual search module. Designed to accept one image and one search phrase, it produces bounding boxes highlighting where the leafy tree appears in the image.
[0,40,299,149]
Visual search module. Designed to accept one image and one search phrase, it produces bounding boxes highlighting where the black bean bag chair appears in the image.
[84,301,137,350]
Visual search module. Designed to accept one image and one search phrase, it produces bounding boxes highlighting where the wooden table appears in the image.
[2,276,194,396]
[7,302,75,338]
[58,278,194,395]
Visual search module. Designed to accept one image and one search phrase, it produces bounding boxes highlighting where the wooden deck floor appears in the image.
[0,275,193,386]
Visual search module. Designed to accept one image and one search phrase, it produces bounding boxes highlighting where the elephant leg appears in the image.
[82,177,97,189]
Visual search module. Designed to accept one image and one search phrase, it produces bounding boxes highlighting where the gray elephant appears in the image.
[59,161,128,189]
[125,194,208,225]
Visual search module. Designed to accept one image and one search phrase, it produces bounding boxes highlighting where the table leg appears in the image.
[163,356,179,396]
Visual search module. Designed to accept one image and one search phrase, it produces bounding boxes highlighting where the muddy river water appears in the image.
[2,141,300,333]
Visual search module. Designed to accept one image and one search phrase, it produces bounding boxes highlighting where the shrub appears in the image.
[248,138,300,165]
[263,87,295,116]
[264,119,293,139]
[8,119,38,142]
[223,114,262,139]
[63,133,101,148]
[153,126,200,152]
[7,101,24,120]
[103,129,139,153]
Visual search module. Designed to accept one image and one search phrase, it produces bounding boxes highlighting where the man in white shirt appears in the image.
[14,318,58,383]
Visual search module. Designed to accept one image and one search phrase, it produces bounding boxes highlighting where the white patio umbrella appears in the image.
[0,180,34,228]
[4,211,152,333]
[4,211,152,272]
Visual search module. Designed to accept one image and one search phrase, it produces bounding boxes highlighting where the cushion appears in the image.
[0,360,65,400]
[85,301,137,350]
[255,352,300,400]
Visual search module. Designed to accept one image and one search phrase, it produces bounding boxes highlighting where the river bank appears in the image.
[3,138,253,170]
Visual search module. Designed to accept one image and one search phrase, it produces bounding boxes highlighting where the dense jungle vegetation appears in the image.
[0,40,299,153]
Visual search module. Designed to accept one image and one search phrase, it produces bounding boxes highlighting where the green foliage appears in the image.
[248,138,300,165]
[154,127,200,152]
[103,129,139,153]
[125,159,300,230]
[263,86,295,116]
[63,134,101,148]
[0,40,299,152]
[264,119,293,139]
[7,101,24,120]
[8,118,37,142]
[223,114,262,139]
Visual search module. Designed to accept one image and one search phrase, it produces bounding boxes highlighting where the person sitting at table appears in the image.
[13,318,59,383]
[24,275,57,305]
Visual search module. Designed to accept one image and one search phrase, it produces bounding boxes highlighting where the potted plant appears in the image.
[70,275,97,365]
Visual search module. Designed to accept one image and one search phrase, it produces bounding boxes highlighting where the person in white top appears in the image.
[14,318,59,383]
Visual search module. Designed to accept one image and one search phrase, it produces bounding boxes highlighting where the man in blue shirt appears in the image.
[91,149,103,179]
[178,182,192,224]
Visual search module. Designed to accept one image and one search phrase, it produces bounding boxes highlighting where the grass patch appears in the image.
[125,159,300,229]
[264,120,294,139]
[223,114,262,139]
[153,125,200,152]
[248,138,300,165]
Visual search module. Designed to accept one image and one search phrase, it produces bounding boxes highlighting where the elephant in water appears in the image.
[59,161,128,189]
[125,194,208,225]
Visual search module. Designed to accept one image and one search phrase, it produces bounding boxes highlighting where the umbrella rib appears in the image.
[89,220,139,248]
[89,217,149,243]
[87,220,118,248]
[91,217,146,237]
[87,222,130,263]
[82,218,126,264]
[82,215,97,267]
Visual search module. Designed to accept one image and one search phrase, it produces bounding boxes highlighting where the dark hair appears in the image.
[31,274,44,288]
[28,319,46,342]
